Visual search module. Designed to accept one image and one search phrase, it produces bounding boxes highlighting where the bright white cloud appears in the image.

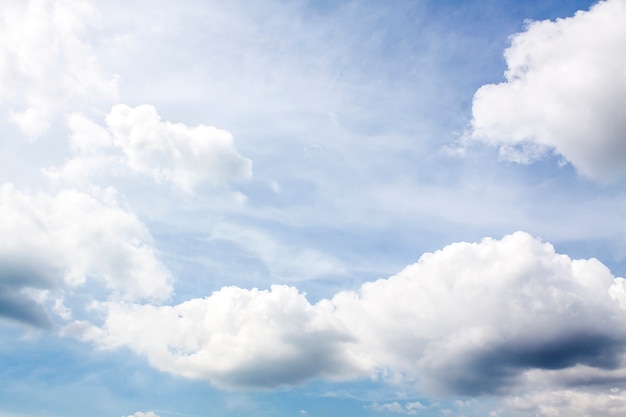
[49,105,252,191]
[107,104,252,191]
[0,0,117,137]
[66,284,368,389]
[468,0,626,181]
[66,232,626,395]
[370,402,406,413]
[505,388,626,417]
[0,183,172,327]
[369,401,428,415]
[335,231,626,395]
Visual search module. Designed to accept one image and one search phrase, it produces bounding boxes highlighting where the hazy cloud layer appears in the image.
[468,0,626,181]
[0,0,117,137]
[66,232,626,394]
[0,184,172,326]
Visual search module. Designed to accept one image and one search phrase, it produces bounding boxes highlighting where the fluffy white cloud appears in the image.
[0,183,172,327]
[106,104,252,191]
[0,0,117,137]
[66,284,368,389]
[468,0,626,181]
[48,105,252,191]
[66,232,626,396]
[334,231,626,395]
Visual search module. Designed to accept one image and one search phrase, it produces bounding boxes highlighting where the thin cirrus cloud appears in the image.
[0,183,172,327]
[47,104,252,192]
[466,0,626,182]
[65,232,626,395]
[0,0,117,138]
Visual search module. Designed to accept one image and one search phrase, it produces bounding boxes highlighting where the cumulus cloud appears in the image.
[334,231,626,395]
[66,285,368,389]
[0,0,117,137]
[107,104,252,191]
[467,0,626,181]
[48,105,252,191]
[0,183,172,326]
[65,232,626,396]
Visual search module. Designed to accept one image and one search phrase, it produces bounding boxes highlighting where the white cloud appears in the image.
[505,388,626,417]
[66,232,626,396]
[334,231,626,395]
[369,401,428,414]
[125,412,160,417]
[48,105,252,191]
[467,0,626,181]
[0,183,172,327]
[107,104,252,191]
[0,0,117,137]
[369,402,406,413]
[8,108,50,139]
[66,284,369,389]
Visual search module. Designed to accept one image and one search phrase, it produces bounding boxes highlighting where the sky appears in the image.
[1,0,626,416]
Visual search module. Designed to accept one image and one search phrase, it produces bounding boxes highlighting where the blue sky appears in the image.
[2,0,626,416]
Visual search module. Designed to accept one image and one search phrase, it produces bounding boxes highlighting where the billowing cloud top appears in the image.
[468,0,626,181]
[67,232,626,395]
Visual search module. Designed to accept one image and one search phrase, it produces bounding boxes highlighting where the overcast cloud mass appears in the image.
[1,1,626,417]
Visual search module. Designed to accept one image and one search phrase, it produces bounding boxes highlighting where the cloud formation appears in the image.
[67,284,367,389]
[0,184,172,327]
[48,105,252,191]
[505,388,626,417]
[107,104,252,191]
[0,0,117,137]
[66,232,626,395]
[468,0,626,181]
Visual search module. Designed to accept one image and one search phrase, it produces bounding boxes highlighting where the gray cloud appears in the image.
[0,289,52,329]
[0,258,57,328]
[441,331,626,396]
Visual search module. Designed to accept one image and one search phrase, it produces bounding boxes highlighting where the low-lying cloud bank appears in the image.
[66,231,626,397]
